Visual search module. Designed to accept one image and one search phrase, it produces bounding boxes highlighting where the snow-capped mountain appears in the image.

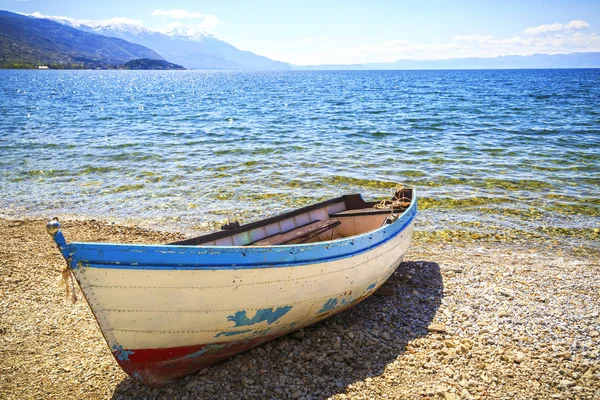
[30,12,290,71]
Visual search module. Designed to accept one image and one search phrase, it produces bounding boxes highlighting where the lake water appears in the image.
[1,69,598,250]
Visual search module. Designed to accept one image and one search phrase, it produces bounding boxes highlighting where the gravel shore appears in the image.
[1,219,598,399]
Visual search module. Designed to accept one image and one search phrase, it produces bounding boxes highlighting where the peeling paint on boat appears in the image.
[214,329,252,338]
[227,306,293,327]
[183,343,226,359]
[112,345,135,361]
[318,298,339,313]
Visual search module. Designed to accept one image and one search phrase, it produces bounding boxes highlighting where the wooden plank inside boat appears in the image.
[252,219,340,246]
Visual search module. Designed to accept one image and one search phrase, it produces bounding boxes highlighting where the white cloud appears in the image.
[524,19,590,36]
[151,9,221,32]
[30,11,144,29]
[565,20,590,30]
[26,10,220,37]
[524,23,564,36]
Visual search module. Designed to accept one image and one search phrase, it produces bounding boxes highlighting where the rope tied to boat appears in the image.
[46,219,78,304]
[57,264,77,304]
[374,185,411,210]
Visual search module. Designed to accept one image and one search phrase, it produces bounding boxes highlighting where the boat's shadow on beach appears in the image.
[111,260,443,400]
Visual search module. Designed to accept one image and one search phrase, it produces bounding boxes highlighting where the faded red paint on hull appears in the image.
[114,334,282,387]
[113,301,370,387]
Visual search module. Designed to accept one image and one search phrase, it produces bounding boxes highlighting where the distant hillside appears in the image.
[36,14,291,71]
[293,52,600,70]
[0,10,164,69]
[89,28,291,71]
[124,58,185,70]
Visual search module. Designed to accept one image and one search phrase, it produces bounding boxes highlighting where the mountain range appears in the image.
[293,52,600,70]
[0,10,163,68]
[31,12,290,71]
[1,9,600,70]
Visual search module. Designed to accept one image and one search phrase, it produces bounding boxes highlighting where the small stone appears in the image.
[589,330,599,338]
[443,392,456,400]
[567,371,579,380]
[333,336,341,350]
[292,390,302,399]
[515,352,526,364]
[374,285,396,296]
[498,309,510,317]
[433,385,448,395]
[428,323,447,333]
[583,367,596,379]
[264,343,272,353]
[185,380,199,389]
[347,331,355,340]
[381,332,391,341]
[276,342,287,351]
[290,329,305,340]
[559,379,575,388]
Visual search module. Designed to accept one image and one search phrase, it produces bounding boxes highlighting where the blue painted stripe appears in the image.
[68,199,417,271]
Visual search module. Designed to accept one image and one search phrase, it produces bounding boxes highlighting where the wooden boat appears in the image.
[47,187,416,387]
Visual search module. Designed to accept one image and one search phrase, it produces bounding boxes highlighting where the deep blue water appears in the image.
[1,69,598,247]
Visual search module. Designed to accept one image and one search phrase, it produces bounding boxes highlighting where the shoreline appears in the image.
[1,218,598,399]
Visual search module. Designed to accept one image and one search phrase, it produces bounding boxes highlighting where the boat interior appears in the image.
[171,187,413,247]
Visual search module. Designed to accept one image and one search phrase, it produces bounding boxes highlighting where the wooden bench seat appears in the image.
[252,219,340,246]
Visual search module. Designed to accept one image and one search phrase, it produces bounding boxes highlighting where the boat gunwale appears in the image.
[69,194,416,251]
[61,190,417,271]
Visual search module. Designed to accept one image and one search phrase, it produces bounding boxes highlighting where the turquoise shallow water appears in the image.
[0,69,599,248]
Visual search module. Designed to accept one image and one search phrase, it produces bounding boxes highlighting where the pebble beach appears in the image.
[1,218,598,400]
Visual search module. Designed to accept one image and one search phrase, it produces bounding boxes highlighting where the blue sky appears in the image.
[3,0,600,64]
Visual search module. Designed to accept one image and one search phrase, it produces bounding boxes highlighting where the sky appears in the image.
[2,0,600,65]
